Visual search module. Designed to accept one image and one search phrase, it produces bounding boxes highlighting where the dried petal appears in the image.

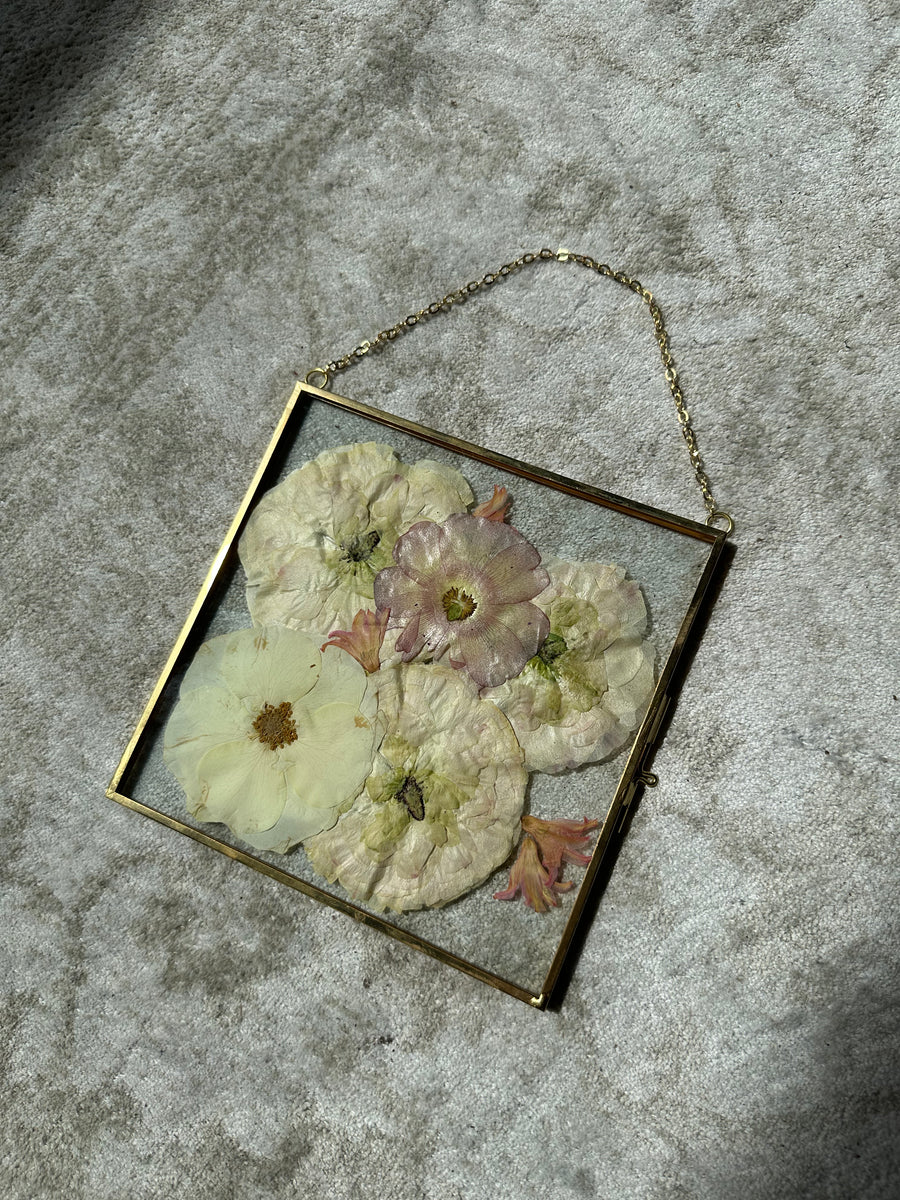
[521,815,599,885]
[493,834,574,912]
[472,485,511,522]
[322,607,389,674]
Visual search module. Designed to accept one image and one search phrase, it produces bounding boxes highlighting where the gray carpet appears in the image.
[2,2,898,1197]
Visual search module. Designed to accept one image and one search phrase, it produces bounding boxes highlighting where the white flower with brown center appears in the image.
[163,625,376,853]
[239,442,474,636]
[304,663,527,912]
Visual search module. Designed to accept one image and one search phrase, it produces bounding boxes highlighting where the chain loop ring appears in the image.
[705,511,734,534]
[304,368,329,388]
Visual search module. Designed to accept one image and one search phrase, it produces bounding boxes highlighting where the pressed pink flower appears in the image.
[373,514,549,690]
[493,834,574,912]
[472,485,511,523]
[521,815,599,885]
[321,607,390,674]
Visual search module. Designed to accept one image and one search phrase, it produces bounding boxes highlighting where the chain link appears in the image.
[307,247,727,525]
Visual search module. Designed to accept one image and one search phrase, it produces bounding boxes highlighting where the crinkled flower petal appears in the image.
[493,835,574,913]
[304,663,527,912]
[374,514,549,689]
[239,443,474,636]
[521,815,599,885]
[163,625,376,854]
[483,558,656,772]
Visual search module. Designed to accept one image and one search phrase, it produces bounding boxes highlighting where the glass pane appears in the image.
[116,388,720,1002]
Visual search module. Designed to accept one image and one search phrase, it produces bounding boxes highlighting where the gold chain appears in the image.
[306,247,731,531]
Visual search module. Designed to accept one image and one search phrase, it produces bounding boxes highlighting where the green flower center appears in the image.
[342,529,381,563]
[365,758,466,855]
[252,701,298,751]
[528,631,568,679]
[441,586,477,622]
[396,775,425,821]
[537,631,567,665]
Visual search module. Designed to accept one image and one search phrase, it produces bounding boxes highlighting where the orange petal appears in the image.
[472,485,511,523]
[322,608,389,674]
[493,835,572,912]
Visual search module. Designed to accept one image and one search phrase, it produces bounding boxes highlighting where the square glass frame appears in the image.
[108,381,727,1008]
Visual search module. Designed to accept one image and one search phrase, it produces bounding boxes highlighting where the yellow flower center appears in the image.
[252,701,298,751]
[441,586,477,622]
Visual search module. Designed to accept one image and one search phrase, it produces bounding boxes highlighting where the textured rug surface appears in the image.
[2,2,898,1197]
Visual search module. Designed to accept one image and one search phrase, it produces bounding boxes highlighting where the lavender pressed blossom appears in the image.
[374,513,550,690]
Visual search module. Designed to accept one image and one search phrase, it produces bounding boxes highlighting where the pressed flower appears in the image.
[373,513,550,690]
[239,442,473,636]
[321,607,389,674]
[492,835,574,913]
[483,558,656,772]
[472,484,511,522]
[521,815,599,885]
[304,663,527,913]
[163,625,376,854]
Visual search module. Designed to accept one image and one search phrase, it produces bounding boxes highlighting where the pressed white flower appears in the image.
[483,558,656,773]
[163,625,376,853]
[304,663,527,913]
[239,442,474,636]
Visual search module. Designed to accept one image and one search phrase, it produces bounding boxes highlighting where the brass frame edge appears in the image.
[106,785,540,1007]
[538,527,727,1004]
[107,383,305,796]
[303,382,723,544]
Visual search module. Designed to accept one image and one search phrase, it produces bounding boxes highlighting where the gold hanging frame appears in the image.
[109,374,728,1009]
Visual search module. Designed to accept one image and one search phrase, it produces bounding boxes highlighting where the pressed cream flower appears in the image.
[304,663,527,913]
[163,625,376,854]
[239,443,473,636]
[483,558,655,773]
[374,514,550,690]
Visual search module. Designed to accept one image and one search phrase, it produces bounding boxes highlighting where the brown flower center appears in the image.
[441,586,477,622]
[397,775,425,821]
[252,701,298,751]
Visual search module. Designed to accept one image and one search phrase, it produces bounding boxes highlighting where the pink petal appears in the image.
[455,614,530,690]
[482,540,548,604]
[440,514,527,571]
[321,608,389,674]
[390,520,449,584]
[395,611,422,659]
[521,815,600,879]
[472,485,511,522]
[493,835,573,912]
[374,563,423,615]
